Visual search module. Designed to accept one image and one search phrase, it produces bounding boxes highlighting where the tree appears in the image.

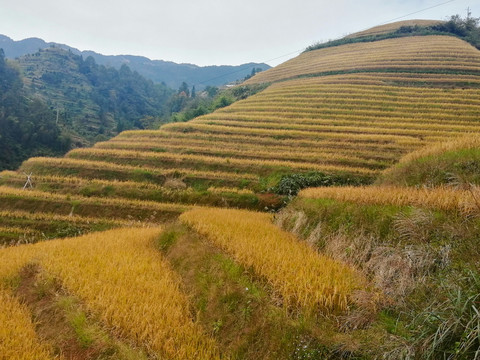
[178,82,190,97]
[205,86,218,97]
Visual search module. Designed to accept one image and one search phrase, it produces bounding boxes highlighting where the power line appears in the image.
[377,0,456,26]
[196,0,457,87]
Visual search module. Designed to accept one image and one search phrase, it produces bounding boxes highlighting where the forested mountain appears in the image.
[0,35,271,89]
[0,49,70,170]
[18,47,173,142]
[0,47,174,170]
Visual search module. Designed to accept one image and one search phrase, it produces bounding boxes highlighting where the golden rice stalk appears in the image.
[21,156,258,181]
[0,226,35,235]
[0,243,38,288]
[299,185,471,212]
[36,227,222,359]
[180,208,365,314]
[0,209,129,226]
[0,289,55,360]
[0,185,190,214]
[207,187,254,195]
[67,147,376,174]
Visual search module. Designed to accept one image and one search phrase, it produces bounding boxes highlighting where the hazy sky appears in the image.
[1,0,479,66]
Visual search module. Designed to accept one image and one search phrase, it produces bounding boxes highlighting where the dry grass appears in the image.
[180,208,365,314]
[275,209,449,304]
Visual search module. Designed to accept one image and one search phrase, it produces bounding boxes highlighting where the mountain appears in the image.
[0,50,70,170]
[0,46,173,170]
[0,34,271,89]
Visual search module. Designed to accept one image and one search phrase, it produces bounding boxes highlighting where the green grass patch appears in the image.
[377,148,480,187]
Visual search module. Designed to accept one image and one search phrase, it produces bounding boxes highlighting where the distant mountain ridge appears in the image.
[0,34,271,89]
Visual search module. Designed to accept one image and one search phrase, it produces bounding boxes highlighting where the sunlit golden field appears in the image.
[0,289,54,360]
[0,228,223,359]
[299,185,475,212]
[180,208,365,313]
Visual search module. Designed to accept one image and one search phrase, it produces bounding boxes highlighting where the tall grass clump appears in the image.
[410,269,480,359]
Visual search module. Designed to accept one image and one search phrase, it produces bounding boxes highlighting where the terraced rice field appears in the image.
[86,72,480,182]
[0,209,128,247]
[2,29,480,360]
[180,208,365,313]
[0,36,476,246]
[245,36,480,84]
[0,185,189,229]
[299,185,476,212]
[0,210,369,358]
[0,289,53,359]
[0,37,475,241]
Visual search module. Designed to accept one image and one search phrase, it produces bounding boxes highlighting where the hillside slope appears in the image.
[345,19,443,39]
[244,35,480,84]
[0,35,478,212]
[16,47,172,145]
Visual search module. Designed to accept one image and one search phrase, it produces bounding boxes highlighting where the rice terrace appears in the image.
[1,15,480,359]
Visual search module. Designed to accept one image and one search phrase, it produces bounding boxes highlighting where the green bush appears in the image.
[273,172,373,196]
